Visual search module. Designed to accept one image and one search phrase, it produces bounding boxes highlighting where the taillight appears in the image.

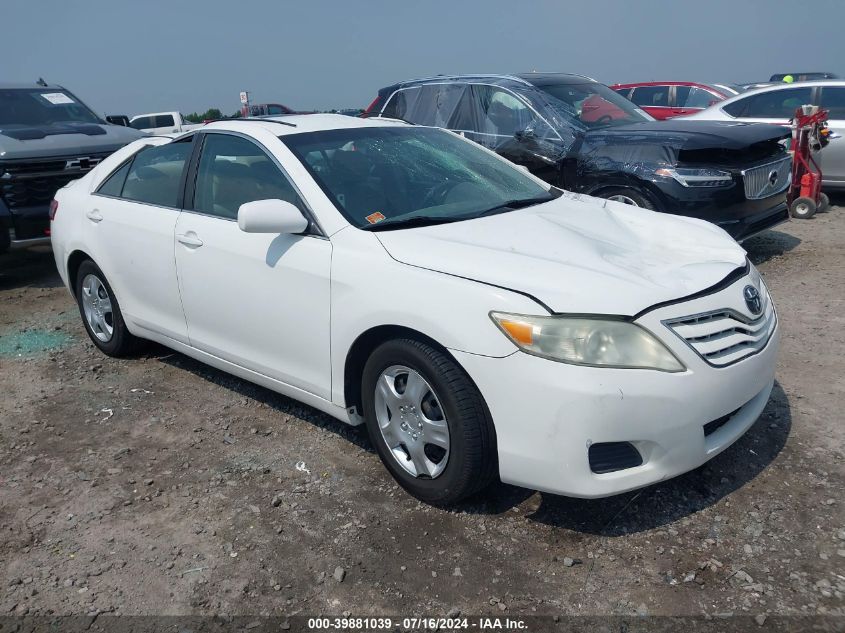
[49,199,59,221]
[362,96,382,117]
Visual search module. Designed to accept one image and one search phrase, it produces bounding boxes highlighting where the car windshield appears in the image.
[0,88,103,127]
[282,126,556,230]
[533,81,653,129]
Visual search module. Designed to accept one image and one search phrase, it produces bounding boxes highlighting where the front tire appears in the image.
[361,338,497,505]
[818,192,830,213]
[75,260,144,356]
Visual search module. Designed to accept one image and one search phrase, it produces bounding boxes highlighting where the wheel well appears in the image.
[66,250,93,297]
[589,183,664,211]
[343,325,451,416]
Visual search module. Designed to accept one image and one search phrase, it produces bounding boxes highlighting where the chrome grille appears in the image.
[663,285,776,367]
[742,156,792,200]
[0,153,108,210]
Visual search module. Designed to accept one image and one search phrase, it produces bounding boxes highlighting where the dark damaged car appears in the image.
[365,73,792,241]
[0,82,144,253]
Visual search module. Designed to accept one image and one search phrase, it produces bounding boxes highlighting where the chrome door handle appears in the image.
[176,233,203,247]
[86,209,103,223]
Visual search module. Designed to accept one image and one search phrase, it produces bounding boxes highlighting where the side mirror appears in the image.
[237,199,309,235]
[514,128,536,143]
[106,115,130,127]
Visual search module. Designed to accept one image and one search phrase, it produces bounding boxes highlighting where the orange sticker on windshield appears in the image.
[365,212,386,224]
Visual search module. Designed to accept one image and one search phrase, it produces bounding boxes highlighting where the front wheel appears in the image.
[361,339,497,505]
[790,196,817,219]
[818,192,830,213]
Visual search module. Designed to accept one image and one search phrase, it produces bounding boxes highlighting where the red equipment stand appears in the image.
[788,105,830,219]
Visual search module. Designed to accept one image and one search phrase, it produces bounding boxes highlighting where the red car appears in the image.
[611,82,740,120]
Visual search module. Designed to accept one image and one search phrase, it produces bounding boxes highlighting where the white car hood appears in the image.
[374,194,747,316]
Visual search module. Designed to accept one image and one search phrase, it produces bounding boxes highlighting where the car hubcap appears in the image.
[607,194,640,206]
[374,365,450,478]
[81,274,114,342]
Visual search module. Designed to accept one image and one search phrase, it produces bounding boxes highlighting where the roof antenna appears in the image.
[36,77,48,87]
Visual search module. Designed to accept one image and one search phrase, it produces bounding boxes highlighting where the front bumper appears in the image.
[452,274,779,498]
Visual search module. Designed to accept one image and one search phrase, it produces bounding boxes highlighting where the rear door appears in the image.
[818,85,845,186]
[629,85,672,119]
[173,131,332,397]
[672,86,722,117]
[86,138,192,341]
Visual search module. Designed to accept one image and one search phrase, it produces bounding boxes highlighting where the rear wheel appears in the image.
[790,196,817,219]
[75,260,144,356]
[599,188,656,210]
[361,338,497,505]
[818,192,830,212]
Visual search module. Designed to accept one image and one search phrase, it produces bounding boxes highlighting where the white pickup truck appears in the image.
[129,112,201,135]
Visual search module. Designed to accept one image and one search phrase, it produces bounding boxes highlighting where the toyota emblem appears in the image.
[743,285,762,315]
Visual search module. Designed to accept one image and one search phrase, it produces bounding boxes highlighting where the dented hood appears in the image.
[374,194,747,316]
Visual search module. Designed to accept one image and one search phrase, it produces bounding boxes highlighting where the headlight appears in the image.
[490,312,685,372]
[656,167,733,187]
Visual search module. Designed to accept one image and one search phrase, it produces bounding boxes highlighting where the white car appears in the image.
[686,81,845,191]
[129,111,201,135]
[49,114,778,504]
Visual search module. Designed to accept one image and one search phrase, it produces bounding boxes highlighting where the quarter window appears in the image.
[121,141,192,208]
[192,133,306,220]
[629,86,670,108]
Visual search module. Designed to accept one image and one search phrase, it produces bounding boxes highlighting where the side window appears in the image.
[156,114,175,128]
[267,105,287,115]
[96,161,132,197]
[122,140,192,208]
[193,133,306,220]
[381,84,473,130]
[130,116,152,130]
[612,87,632,99]
[729,87,813,118]
[629,86,670,108]
[476,87,543,137]
[819,87,845,119]
[681,87,719,108]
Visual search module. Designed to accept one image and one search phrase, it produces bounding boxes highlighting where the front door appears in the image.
[173,131,332,398]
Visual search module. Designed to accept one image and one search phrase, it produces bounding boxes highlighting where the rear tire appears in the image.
[361,338,497,505]
[790,196,817,219]
[75,260,144,357]
[598,188,656,210]
[818,192,830,212]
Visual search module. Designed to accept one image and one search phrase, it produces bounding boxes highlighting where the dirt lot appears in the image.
[1,204,844,624]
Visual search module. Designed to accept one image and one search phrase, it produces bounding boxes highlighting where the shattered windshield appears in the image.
[0,89,103,127]
[282,126,555,230]
[533,82,653,130]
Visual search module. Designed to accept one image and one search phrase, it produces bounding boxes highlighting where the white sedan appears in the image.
[50,114,778,504]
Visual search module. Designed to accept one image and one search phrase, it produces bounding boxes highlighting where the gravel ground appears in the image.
[1,205,843,624]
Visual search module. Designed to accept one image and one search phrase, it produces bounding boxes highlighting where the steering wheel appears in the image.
[422,180,459,208]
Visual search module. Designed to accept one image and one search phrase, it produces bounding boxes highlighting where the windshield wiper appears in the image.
[475,192,559,218]
[361,215,463,232]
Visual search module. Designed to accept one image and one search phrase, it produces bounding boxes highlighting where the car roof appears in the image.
[380,72,598,94]
[611,81,717,88]
[202,113,408,137]
[0,82,64,90]
[718,79,845,103]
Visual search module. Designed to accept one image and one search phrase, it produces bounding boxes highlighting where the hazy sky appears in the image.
[6,0,845,117]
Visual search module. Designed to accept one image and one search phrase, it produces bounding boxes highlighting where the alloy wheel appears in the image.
[80,273,114,342]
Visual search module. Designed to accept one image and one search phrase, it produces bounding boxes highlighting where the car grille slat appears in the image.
[742,156,792,200]
[663,286,776,367]
[0,154,108,210]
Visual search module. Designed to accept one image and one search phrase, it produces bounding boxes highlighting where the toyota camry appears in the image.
[50,114,778,504]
